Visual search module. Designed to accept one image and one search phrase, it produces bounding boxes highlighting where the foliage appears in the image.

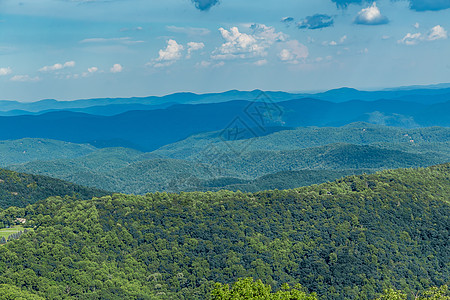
[0,283,44,299]
[0,164,448,299]
[0,168,108,209]
[210,277,318,300]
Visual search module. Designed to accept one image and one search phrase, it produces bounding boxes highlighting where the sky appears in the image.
[0,0,449,102]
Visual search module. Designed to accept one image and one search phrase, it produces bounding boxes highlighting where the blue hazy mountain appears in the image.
[0,85,449,116]
[0,97,449,151]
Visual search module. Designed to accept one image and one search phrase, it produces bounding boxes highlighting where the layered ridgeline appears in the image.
[6,123,450,194]
[0,164,449,299]
[2,87,449,116]
[0,96,449,151]
[0,168,108,208]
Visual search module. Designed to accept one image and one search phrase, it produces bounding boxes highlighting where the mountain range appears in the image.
[5,123,450,194]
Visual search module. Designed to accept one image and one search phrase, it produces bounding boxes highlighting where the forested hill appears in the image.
[0,168,108,208]
[0,164,449,299]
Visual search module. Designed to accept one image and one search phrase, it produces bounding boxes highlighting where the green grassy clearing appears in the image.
[0,225,25,240]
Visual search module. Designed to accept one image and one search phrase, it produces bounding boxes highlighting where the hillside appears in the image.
[0,138,96,167]
[184,169,374,193]
[153,123,450,160]
[9,141,445,194]
[0,164,448,299]
[0,168,108,208]
[6,122,450,194]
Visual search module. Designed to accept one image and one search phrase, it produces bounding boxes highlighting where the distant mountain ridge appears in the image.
[0,98,449,151]
[1,85,449,116]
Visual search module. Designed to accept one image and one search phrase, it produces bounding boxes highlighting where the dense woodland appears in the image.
[0,168,108,209]
[0,164,448,299]
[7,124,450,194]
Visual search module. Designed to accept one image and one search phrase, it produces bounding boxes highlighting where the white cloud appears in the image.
[149,39,184,67]
[278,40,309,64]
[428,25,448,41]
[166,26,210,36]
[398,25,447,45]
[254,59,268,66]
[110,64,123,73]
[81,67,99,78]
[88,67,98,73]
[187,42,205,58]
[39,61,75,72]
[323,35,347,46]
[212,24,287,60]
[354,2,389,25]
[196,61,211,68]
[398,32,422,45]
[0,67,12,76]
[64,61,75,68]
[414,22,420,29]
[10,75,40,82]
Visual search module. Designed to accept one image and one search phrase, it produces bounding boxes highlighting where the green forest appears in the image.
[0,168,108,209]
[0,163,448,299]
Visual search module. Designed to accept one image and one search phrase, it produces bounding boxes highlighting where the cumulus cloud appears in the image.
[10,75,40,82]
[110,64,123,73]
[0,67,12,76]
[409,0,450,11]
[156,39,184,67]
[166,26,210,36]
[191,0,219,11]
[354,2,389,25]
[147,39,185,68]
[398,25,447,45]
[39,61,76,72]
[398,33,422,45]
[297,14,334,30]
[81,67,99,77]
[278,40,309,64]
[428,25,448,40]
[187,42,205,58]
[212,24,287,60]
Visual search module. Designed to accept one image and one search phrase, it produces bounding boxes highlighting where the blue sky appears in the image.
[0,0,449,101]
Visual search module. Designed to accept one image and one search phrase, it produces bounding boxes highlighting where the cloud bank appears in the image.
[409,0,450,11]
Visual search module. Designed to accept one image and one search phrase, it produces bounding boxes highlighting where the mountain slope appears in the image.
[9,141,445,194]
[0,168,108,208]
[153,123,450,160]
[0,138,96,167]
[0,164,449,299]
